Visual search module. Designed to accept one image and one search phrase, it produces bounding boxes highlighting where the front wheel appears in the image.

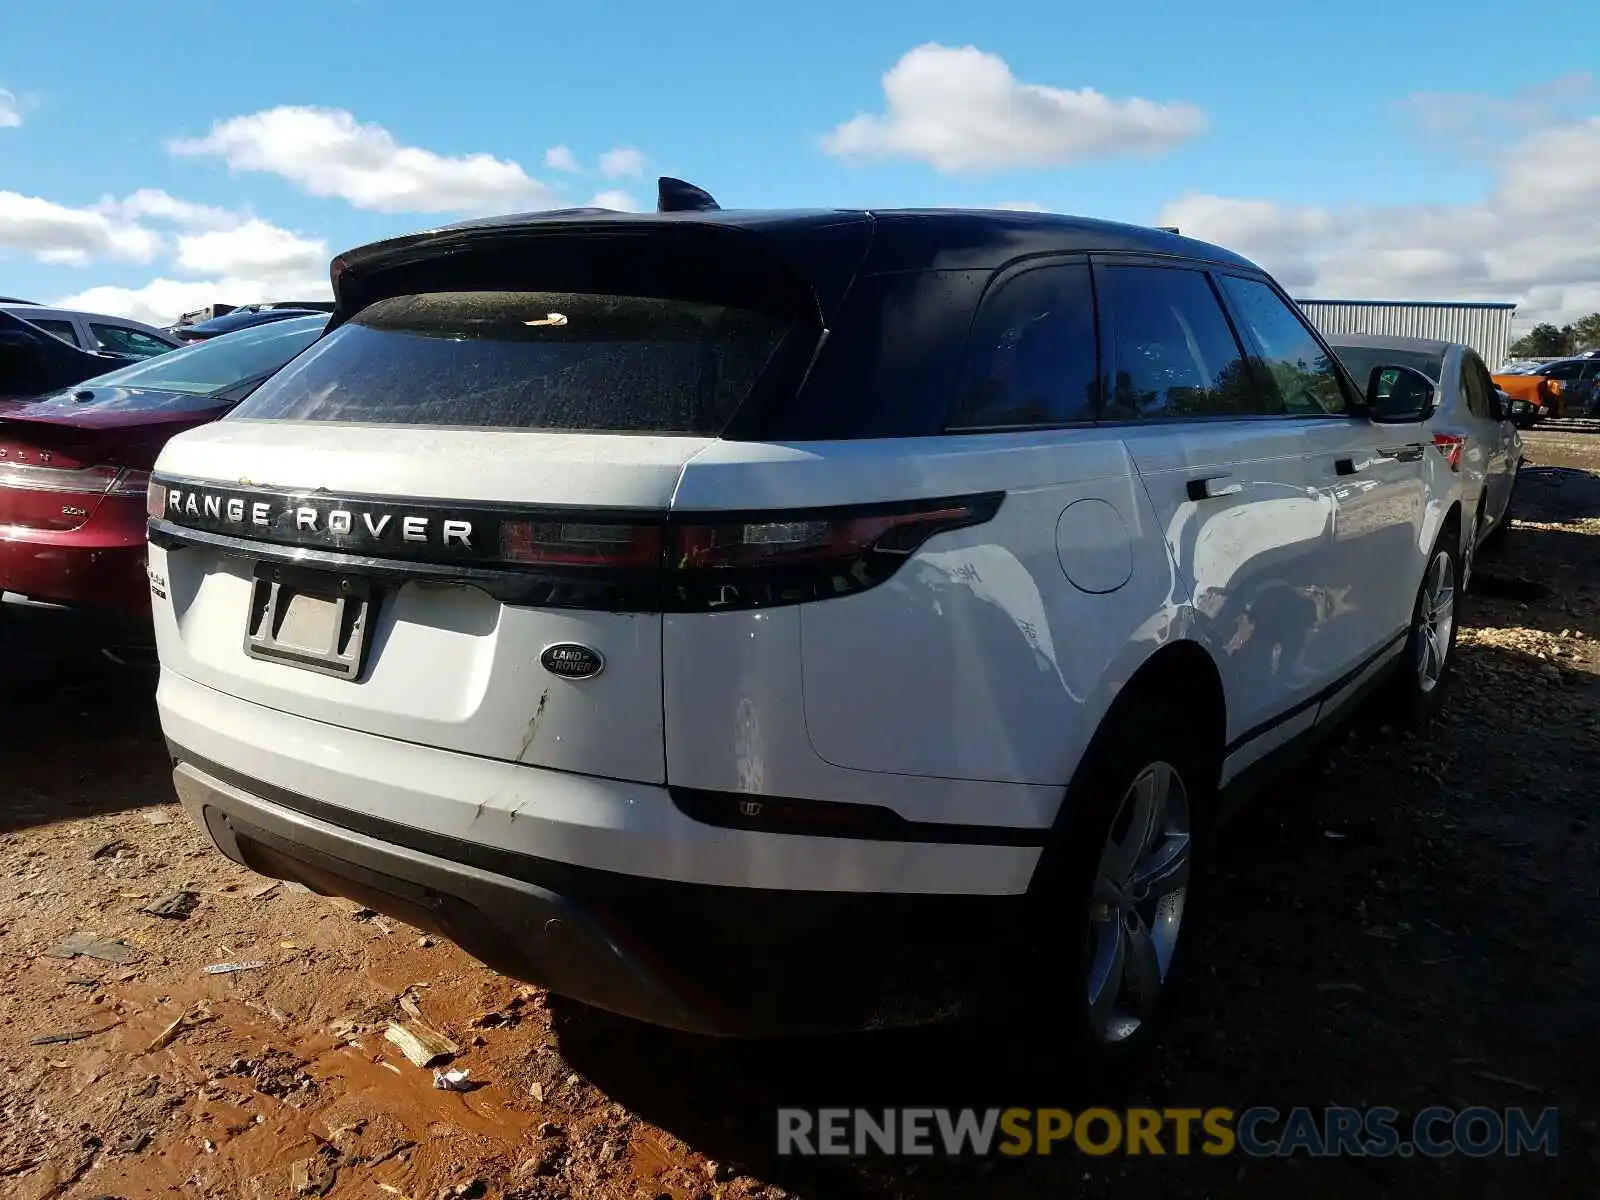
[1388,530,1461,726]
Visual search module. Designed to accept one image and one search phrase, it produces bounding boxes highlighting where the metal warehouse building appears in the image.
[1295,299,1518,370]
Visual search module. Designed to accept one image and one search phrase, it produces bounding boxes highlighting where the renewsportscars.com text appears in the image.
[776,1106,1559,1159]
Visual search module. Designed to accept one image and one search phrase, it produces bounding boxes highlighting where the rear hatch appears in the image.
[149,222,853,785]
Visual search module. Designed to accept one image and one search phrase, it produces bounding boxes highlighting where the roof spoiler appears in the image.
[657,176,720,213]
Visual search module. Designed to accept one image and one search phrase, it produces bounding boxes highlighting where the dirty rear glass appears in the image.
[228,291,795,434]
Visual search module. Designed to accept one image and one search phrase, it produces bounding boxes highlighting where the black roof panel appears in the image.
[335,205,1262,281]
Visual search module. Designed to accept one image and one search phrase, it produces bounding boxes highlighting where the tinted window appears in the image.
[1098,265,1265,419]
[91,324,172,359]
[1542,361,1583,380]
[1217,276,1350,416]
[233,291,792,434]
[24,318,80,347]
[949,263,1097,429]
[42,315,325,399]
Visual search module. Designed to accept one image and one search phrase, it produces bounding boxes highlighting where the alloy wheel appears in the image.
[1415,550,1456,693]
[1084,761,1191,1044]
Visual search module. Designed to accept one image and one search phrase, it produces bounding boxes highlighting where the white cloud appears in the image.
[170,105,558,214]
[174,219,327,277]
[598,147,646,179]
[1402,72,1594,150]
[1155,111,1600,328]
[545,144,581,173]
[822,44,1206,173]
[0,89,21,128]
[589,190,641,211]
[54,272,332,329]
[8,184,331,324]
[0,191,162,267]
[106,188,239,231]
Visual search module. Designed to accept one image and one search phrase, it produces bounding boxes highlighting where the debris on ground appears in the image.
[29,1028,113,1046]
[432,1068,476,1092]
[143,1003,214,1053]
[141,890,200,919]
[44,931,145,964]
[202,959,266,975]
[384,1020,459,1068]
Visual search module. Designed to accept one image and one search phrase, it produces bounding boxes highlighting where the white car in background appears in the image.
[0,304,180,361]
[1326,333,1523,579]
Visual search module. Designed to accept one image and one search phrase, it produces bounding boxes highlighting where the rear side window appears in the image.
[232,291,794,434]
[1098,265,1267,419]
[26,318,81,347]
[1332,344,1444,393]
[92,323,172,359]
[1460,352,1494,418]
[1542,361,1582,381]
[1216,275,1351,416]
[948,263,1098,429]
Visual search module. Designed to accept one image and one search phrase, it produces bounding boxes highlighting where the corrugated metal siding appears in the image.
[1295,301,1517,368]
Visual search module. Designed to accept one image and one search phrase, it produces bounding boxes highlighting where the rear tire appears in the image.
[1002,695,1213,1064]
[1388,527,1461,727]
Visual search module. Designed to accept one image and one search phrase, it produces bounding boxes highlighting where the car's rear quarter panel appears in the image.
[664,431,1188,826]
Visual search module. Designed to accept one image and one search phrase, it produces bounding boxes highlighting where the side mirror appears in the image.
[1489,389,1508,422]
[1365,364,1436,423]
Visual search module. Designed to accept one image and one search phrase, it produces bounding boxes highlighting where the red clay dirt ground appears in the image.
[2,427,1597,1200]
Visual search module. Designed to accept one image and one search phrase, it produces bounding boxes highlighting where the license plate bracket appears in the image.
[243,562,375,680]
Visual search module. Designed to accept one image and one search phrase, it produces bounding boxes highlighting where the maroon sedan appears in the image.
[1,314,326,615]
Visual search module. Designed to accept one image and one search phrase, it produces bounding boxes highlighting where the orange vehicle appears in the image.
[1492,354,1600,424]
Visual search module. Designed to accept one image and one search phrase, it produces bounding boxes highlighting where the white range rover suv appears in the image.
[147,180,1462,1054]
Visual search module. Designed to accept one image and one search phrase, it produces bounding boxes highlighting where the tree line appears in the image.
[1509,312,1600,358]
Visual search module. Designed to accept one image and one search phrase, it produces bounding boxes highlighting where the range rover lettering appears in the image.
[148,180,1464,1056]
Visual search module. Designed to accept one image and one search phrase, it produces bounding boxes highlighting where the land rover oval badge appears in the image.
[541,643,604,680]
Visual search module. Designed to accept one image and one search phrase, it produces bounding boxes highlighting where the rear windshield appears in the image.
[229,291,795,434]
[1331,344,1444,386]
[28,315,326,411]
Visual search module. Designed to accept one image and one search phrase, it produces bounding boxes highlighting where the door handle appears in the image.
[1186,475,1243,501]
[1378,443,1425,462]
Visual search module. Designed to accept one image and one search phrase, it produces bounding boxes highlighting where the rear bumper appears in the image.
[172,755,1025,1036]
[157,671,1041,1035]
[0,497,150,613]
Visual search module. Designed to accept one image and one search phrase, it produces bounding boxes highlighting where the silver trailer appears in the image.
[1296,299,1517,370]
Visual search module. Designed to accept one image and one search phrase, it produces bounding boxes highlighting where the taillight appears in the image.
[0,462,118,493]
[666,495,1003,611]
[1433,433,1465,471]
[111,468,151,497]
[492,493,1004,611]
[499,519,663,568]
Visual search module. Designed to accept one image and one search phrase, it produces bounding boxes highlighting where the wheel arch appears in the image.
[1052,638,1227,832]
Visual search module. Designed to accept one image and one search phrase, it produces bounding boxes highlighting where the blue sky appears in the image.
[2,0,1597,327]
